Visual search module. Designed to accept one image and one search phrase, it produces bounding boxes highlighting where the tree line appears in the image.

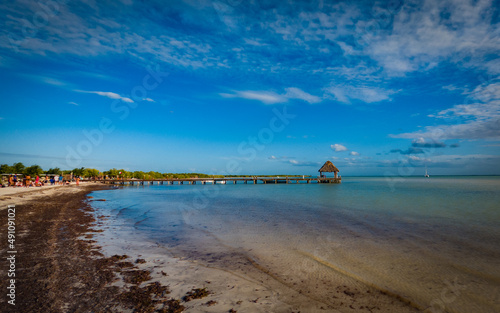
[0,162,224,179]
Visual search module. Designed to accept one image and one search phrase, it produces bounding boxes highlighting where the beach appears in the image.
[1,177,499,312]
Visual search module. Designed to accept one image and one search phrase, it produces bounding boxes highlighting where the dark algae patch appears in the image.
[118,282,169,312]
[158,299,185,313]
[183,287,210,301]
[123,269,153,284]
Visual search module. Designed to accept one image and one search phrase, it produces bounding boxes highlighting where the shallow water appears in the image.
[91,176,500,312]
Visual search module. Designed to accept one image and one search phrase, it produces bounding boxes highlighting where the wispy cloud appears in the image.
[326,85,397,104]
[20,74,68,87]
[76,90,134,103]
[220,87,322,105]
[359,0,500,77]
[2,0,497,106]
[349,151,360,156]
[68,101,79,106]
[220,90,285,104]
[284,87,321,104]
[392,81,500,140]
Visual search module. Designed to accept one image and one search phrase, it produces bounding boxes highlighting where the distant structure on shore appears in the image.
[319,160,340,179]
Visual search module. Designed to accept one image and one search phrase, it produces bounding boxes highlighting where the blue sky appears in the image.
[0,0,499,176]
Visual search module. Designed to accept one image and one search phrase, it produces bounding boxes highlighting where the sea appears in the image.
[89,176,500,313]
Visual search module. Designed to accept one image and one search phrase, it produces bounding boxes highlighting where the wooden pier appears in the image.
[100,176,341,186]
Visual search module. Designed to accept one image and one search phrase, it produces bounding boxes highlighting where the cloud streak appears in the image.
[221,87,322,105]
[76,90,134,103]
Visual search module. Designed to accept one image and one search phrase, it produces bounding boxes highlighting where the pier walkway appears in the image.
[100,176,341,186]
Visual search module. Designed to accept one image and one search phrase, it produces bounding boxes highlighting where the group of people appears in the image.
[4,174,80,187]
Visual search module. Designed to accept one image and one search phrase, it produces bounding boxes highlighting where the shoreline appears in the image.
[0,184,225,312]
[0,183,423,312]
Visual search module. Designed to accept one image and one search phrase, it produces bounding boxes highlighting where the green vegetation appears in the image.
[0,162,305,179]
[0,162,228,179]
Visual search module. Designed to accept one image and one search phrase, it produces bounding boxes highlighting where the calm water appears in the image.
[90,176,500,312]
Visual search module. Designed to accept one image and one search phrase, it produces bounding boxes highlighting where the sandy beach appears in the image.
[0,183,428,312]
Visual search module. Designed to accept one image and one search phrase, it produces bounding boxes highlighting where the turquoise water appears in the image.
[91,176,500,313]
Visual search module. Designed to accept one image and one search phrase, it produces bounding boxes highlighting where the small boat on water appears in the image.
[425,168,430,178]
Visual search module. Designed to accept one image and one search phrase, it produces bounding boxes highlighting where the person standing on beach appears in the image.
[35,175,40,186]
[8,175,13,186]
[76,176,80,186]
[13,174,17,187]
[59,174,63,185]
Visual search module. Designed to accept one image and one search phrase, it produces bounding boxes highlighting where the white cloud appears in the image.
[360,0,500,76]
[331,144,348,152]
[268,155,277,160]
[284,87,321,104]
[221,87,322,105]
[143,98,155,102]
[68,101,79,106]
[349,151,360,156]
[326,85,397,104]
[392,81,500,140]
[220,90,285,104]
[76,90,134,103]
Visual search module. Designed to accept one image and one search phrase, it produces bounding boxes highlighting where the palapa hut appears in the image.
[318,160,340,179]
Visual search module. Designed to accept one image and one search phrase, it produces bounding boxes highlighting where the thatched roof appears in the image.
[318,161,339,172]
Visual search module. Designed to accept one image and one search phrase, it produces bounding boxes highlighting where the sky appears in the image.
[0,0,499,176]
